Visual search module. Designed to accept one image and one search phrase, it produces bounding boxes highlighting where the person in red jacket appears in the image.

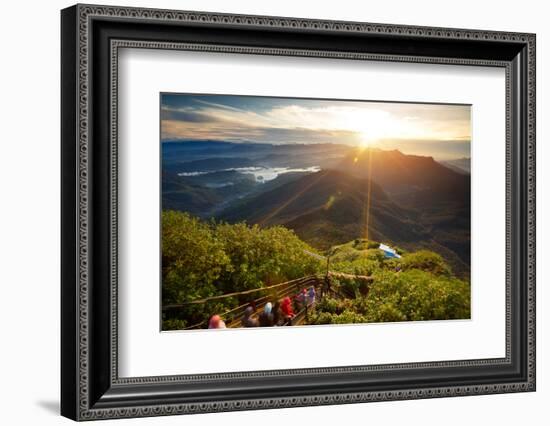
[280,296,295,324]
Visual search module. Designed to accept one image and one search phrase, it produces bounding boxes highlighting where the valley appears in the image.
[162,140,471,277]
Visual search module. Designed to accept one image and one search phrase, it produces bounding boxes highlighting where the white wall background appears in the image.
[0,0,547,424]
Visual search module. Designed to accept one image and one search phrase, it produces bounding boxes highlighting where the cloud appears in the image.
[194,99,252,113]
[161,107,214,123]
[160,95,471,158]
[161,119,362,145]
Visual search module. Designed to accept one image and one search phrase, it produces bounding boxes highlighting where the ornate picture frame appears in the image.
[61,4,535,421]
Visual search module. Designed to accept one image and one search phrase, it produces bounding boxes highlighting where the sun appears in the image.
[359,136,373,148]
[353,116,391,147]
[358,131,378,148]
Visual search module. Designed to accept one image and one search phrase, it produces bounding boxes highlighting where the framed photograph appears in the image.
[61,4,536,421]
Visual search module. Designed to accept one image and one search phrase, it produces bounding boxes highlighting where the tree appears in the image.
[357,269,470,322]
[161,211,322,329]
[214,222,321,293]
[162,211,231,327]
[400,250,452,276]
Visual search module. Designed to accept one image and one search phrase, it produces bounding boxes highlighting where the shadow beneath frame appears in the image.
[35,400,59,415]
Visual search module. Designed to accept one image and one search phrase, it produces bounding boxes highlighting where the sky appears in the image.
[161,94,471,160]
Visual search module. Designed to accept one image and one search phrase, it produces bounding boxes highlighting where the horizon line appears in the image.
[161,139,471,161]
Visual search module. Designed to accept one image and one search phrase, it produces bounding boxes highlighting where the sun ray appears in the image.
[258,171,328,226]
[364,148,374,242]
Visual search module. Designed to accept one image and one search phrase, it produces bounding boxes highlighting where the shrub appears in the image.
[310,311,336,325]
[337,276,361,298]
[330,309,369,324]
[329,245,361,262]
[310,269,470,325]
[309,309,368,325]
[215,222,321,292]
[401,250,452,276]
[162,318,187,331]
[352,238,380,250]
[314,297,341,314]
[361,269,470,321]
[162,211,230,306]
[161,210,323,328]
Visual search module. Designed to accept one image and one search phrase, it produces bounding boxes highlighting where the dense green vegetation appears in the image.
[162,211,470,330]
[162,210,321,329]
[310,270,470,325]
[309,240,470,324]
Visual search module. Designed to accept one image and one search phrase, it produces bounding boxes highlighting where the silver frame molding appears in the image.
[61,3,536,421]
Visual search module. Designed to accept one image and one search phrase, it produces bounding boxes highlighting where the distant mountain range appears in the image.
[337,149,469,199]
[440,157,471,174]
[162,140,350,173]
[219,169,429,249]
[162,141,471,276]
[162,141,351,217]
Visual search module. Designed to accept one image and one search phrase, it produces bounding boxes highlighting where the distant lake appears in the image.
[178,166,321,182]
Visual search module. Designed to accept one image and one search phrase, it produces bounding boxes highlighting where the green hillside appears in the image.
[162,211,470,330]
[311,238,470,324]
[218,169,469,276]
[219,170,427,247]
